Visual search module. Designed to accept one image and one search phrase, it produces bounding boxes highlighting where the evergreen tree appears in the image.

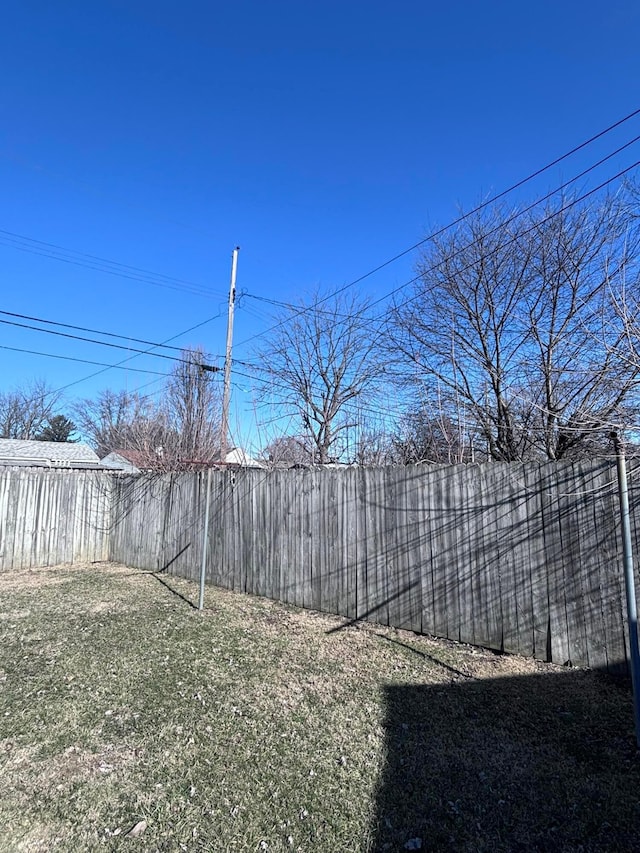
[35,415,78,443]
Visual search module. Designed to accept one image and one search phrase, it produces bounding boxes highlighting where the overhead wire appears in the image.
[5,111,638,399]
[299,153,640,344]
[233,334,640,445]
[0,307,223,356]
[230,364,410,426]
[0,316,224,366]
[234,352,637,436]
[0,343,169,375]
[27,307,226,401]
[0,229,223,300]
[236,155,640,406]
[6,110,640,454]
[365,155,640,311]
[237,111,640,346]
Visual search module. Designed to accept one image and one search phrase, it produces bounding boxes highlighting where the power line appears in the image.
[240,291,372,322]
[237,160,640,396]
[239,154,640,359]
[0,308,216,355]
[0,228,225,300]
[297,153,640,344]
[235,342,633,431]
[232,172,640,435]
[0,315,223,367]
[241,354,637,448]
[22,308,226,402]
[0,343,169,375]
[237,110,640,347]
[229,365,405,425]
[361,157,640,319]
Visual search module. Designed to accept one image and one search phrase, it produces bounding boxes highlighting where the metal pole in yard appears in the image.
[611,431,640,749]
[198,466,212,611]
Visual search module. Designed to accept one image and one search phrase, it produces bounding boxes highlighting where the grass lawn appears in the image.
[1,562,640,852]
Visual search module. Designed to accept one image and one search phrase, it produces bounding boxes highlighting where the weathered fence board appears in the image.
[5,460,640,673]
[110,460,640,671]
[0,468,112,569]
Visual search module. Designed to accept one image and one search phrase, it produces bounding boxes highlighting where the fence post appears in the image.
[611,432,640,749]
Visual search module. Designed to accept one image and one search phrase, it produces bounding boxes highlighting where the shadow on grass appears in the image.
[373,667,640,852]
[374,633,472,680]
[124,544,198,610]
[147,571,198,610]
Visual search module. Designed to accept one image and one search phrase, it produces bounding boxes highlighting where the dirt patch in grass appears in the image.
[1,562,640,852]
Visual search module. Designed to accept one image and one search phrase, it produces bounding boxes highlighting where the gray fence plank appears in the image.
[541,465,571,665]
[497,466,520,655]
[558,463,589,668]
[480,466,503,651]
[5,461,640,674]
[512,464,535,658]
[356,467,370,621]
[576,462,608,669]
[455,466,475,646]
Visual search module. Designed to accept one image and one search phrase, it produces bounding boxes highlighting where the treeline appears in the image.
[4,181,640,467]
[0,348,222,470]
[257,183,640,464]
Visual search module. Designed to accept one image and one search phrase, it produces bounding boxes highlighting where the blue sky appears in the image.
[1,1,639,449]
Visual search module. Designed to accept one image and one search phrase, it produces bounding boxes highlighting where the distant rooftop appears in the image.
[101,446,265,472]
[101,449,152,472]
[0,438,101,468]
[219,447,264,468]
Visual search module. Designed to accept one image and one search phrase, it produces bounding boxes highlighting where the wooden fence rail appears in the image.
[108,460,639,673]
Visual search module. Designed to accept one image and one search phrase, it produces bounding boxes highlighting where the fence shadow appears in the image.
[374,632,473,679]
[108,462,629,673]
[373,667,640,852]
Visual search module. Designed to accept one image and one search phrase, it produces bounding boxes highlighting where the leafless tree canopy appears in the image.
[352,428,395,467]
[0,380,63,440]
[255,290,383,464]
[261,435,315,466]
[164,349,222,467]
[74,347,221,469]
[391,408,473,465]
[73,389,144,457]
[391,188,640,461]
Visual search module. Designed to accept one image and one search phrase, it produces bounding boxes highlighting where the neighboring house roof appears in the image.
[222,447,264,469]
[0,438,101,468]
[101,446,265,472]
[100,450,146,474]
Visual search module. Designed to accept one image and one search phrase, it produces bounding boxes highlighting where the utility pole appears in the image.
[220,246,239,465]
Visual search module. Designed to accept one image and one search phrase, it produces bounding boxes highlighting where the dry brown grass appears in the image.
[1,562,639,852]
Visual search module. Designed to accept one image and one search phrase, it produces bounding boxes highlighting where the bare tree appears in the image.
[163,347,221,467]
[0,380,63,439]
[392,407,474,464]
[391,188,640,461]
[261,435,315,466]
[74,347,221,469]
[353,428,395,466]
[255,290,383,464]
[74,389,151,457]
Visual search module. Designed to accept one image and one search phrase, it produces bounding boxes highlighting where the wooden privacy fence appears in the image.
[0,468,113,569]
[109,460,640,673]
